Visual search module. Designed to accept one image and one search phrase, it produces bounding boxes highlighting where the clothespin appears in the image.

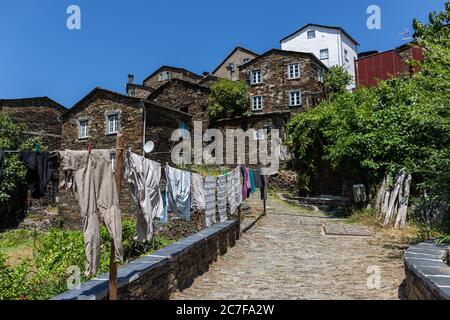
[87,143,93,154]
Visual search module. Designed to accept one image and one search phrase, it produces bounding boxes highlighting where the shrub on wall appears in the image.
[207,79,249,120]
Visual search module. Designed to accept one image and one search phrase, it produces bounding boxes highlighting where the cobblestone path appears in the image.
[171,195,406,300]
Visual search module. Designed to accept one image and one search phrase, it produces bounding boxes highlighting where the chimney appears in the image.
[128,74,134,84]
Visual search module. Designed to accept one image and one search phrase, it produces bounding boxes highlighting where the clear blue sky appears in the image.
[0,0,446,107]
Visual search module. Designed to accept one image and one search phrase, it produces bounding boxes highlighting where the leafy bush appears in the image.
[0,219,174,300]
[207,79,249,120]
[286,3,450,224]
[0,113,46,203]
[324,65,353,98]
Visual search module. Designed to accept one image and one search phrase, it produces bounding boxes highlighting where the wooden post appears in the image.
[263,197,267,216]
[110,132,124,300]
[237,205,242,239]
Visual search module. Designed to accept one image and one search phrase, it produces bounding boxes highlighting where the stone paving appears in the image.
[171,195,406,300]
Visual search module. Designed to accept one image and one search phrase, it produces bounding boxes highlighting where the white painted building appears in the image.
[280,24,359,90]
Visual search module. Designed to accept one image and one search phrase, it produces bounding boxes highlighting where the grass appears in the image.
[0,229,39,266]
[344,208,446,245]
[183,164,230,177]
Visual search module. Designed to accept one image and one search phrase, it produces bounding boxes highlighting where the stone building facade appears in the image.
[142,66,203,90]
[212,46,259,80]
[147,79,210,121]
[239,49,326,115]
[0,97,66,150]
[60,87,191,227]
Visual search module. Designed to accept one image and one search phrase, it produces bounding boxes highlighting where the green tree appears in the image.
[287,3,450,224]
[0,113,45,202]
[324,66,353,98]
[207,79,249,120]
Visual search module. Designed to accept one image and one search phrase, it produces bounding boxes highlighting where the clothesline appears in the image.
[1,148,267,279]
[0,148,252,180]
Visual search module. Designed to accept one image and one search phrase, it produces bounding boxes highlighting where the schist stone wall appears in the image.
[0,97,66,219]
[143,67,202,90]
[126,84,155,100]
[210,112,290,166]
[144,103,192,165]
[59,92,144,227]
[404,242,450,300]
[239,49,325,114]
[52,220,239,300]
[148,79,209,122]
[59,90,192,228]
[0,97,66,150]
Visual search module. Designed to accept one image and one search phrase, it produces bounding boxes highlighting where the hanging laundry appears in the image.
[59,150,123,276]
[235,166,242,206]
[191,173,206,211]
[160,190,168,224]
[254,168,262,188]
[241,166,251,201]
[21,151,58,199]
[165,165,191,222]
[124,152,163,243]
[226,171,237,215]
[204,176,217,227]
[249,169,256,194]
[216,175,227,223]
[0,151,5,182]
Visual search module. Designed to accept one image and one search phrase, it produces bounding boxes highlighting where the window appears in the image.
[317,67,324,82]
[79,120,88,139]
[307,30,316,39]
[289,90,302,107]
[110,152,116,172]
[252,96,263,111]
[158,71,171,81]
[250,70,262,85]
[320,49,329,60]
[344,49,349,62]
[129,90,136,97]
[107,114,119,134]
[180,106,189,113]
[243,58,250,64]
[288,63,300,79]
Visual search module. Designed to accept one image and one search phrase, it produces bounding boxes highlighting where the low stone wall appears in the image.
[404,241,450,300]
[52,220,239,300]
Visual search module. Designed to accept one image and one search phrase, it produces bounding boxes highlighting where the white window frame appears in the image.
[79,120,88,139]
[307,30,316,39]
[318,67,324,82]
[320,49,329,60]
[110,152,116,172]
[252,96,263,111]
[288,63,300,79]
[250,69,262,85]
[107,113,119,135]
[289,90,302,107]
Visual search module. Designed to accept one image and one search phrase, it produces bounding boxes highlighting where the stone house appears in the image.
[212,46,259,81]
[0,97,66,150]
[239,48,326,115]
[147,79,210,122]
[59,87,191,227]
[126,65,207,100]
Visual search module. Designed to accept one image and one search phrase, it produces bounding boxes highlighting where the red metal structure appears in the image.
[355,50,406,88]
